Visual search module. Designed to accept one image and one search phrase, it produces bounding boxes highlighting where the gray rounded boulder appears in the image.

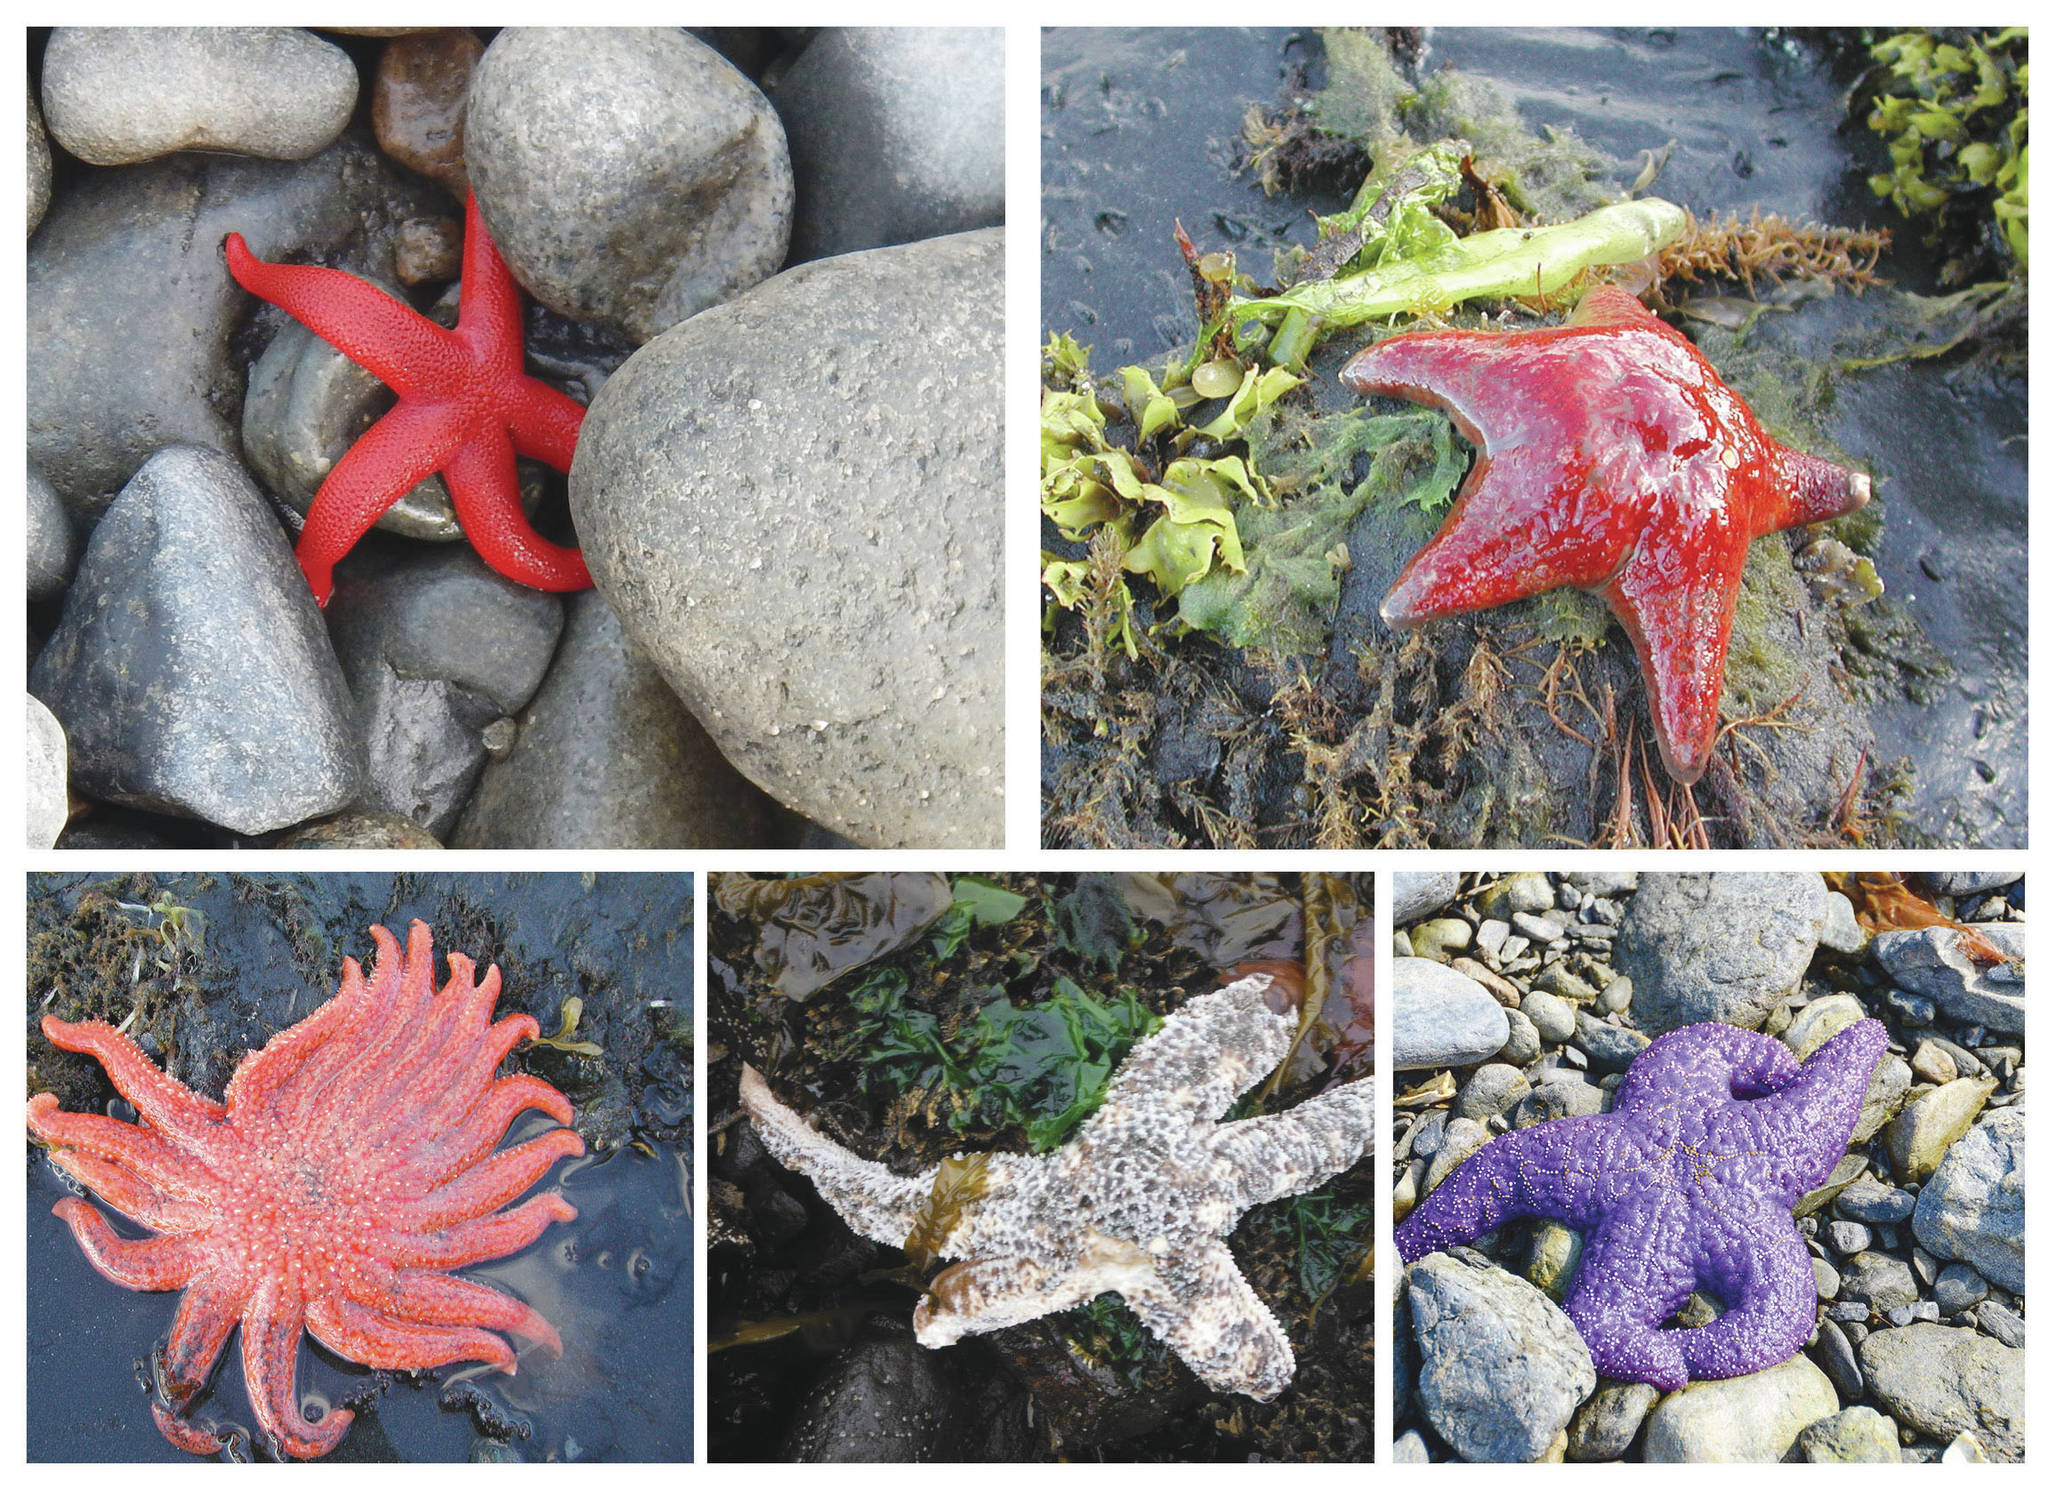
[466,27,793,345]
[775,28,1005,263]
[41,26,358,166]
[571,228,1004,849]
[28,445,361,835]
[1614,871,1828,1033]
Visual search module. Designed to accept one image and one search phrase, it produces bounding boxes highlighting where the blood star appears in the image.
[1395,1018,1889,1389]
[225,192,592,606]
[27,920,583,1459]
[1342,285,1871,783]
[742,975,1375,1399]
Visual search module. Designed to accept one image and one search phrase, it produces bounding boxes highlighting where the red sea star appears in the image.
[1341,285,1871,783]
[27,920,584,1459]
[225,193,593,606]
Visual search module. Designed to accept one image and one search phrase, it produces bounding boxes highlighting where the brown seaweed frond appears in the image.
[1657,208,1891,295]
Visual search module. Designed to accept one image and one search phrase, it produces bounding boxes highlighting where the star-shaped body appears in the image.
[742,975,1375,1399]
[1395,1018,1889,1389]
[1342,286,1871,783]
[27,920,584,1459]
[225,193,592,606]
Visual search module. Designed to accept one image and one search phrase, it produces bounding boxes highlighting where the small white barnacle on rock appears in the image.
[739,975,1376,1400]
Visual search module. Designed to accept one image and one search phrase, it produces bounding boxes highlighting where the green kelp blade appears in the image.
[1232,198,1688,330]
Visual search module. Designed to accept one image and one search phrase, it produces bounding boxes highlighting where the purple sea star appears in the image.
[1395,1018,1889,1389]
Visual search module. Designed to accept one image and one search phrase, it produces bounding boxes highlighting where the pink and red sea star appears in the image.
[27,920,583,1458]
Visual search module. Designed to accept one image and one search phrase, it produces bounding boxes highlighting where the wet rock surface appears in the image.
[1615,870,1829,1030]
[27,463,76,604]
[325,550,563,839]
[1407,1253,1594,1462]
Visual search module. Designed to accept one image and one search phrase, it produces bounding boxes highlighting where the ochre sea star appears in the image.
[1342,285,1871,783]
[743,975,1375,1399]
[1395,1018,1889,1388]
[225,192,592,606]
[27,920,584,1458]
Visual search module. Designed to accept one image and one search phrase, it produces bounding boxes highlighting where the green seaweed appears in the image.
[1268,1187,1371,1301]
[1178,408,1464,654]
[1865,28,2028,270]
[928,877,1032,960]
[841,968,1161,1153]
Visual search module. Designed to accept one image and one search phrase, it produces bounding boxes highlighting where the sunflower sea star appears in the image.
[742,975,1375,1399]
[224,192,592,606]
[1342,286,1871,784]
[1395,1018,1889,1388]
[27,920,584,1459]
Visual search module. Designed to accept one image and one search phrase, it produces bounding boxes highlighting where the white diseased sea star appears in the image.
[742,974,1375,1399]
[27,919,584,1458]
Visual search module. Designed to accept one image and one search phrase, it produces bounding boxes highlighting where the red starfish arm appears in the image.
[392,1268,566,1357]
[507,376,586,472]
[1342,332,1598,454]
[238,1275,352,1460]
[385,1075,579,1194]
[1673,1214,1817,1382]
[453,193,525,361]
[1766,442,1873,531]
[279,925,433,1131]
[297,401,475,606]
[370,1192,578,1271]
[305,1296,516,1375]
[443,430,594,592]
[38,1017,226,1143]
[48,1198,204,1289]
[160,1268,249,1408]
[344,939,503,1130]
[224,234,464,396]
[28,1093,219,1196]
[42,1150,212,1235]
[1595,526,1750,785]
[1381,446,1641,625]
[387,1127,588,1232]
[225,955,373,1116]
[153,1404,227,1455]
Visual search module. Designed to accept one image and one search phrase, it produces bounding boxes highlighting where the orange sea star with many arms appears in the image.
[27,920,585,1459]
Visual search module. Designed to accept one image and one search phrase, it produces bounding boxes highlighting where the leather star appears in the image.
[1395,1018,1889,1389]
[1342,286,1871,783]
[741,976,1375,1400]
[226,192,592,606]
